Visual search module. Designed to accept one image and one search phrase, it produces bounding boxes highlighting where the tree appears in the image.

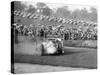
[36,2,47,8]
[27,5,36,13]
[71,9,81,19]
[36,2,53,16]
[89,7,97,22]
[79,8,89,20]
[13,1,26,11]
[54,6,71,18]
[42,7,53,16]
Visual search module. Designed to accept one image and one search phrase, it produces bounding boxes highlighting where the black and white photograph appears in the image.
[11,1,97,74]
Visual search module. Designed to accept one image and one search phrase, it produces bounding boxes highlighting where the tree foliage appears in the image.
[36,2,47,8]
[55,6,97,22]
[36,2,53,16]
[13,1,26,11]
[27,5,36,13]
[13,1,97,22]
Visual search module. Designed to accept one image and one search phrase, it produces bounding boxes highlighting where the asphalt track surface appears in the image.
[14,63,87,74]
[14,46,97,69]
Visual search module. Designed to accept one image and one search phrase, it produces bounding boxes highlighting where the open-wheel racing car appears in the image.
[41,38,64,55]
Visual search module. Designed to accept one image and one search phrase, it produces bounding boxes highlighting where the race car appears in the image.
[41,38,64,55]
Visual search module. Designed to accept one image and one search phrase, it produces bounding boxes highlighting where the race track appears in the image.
[14,46,97,69]
[14,63,87,74]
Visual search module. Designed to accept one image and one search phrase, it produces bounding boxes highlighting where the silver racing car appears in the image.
[41,38,64,55]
